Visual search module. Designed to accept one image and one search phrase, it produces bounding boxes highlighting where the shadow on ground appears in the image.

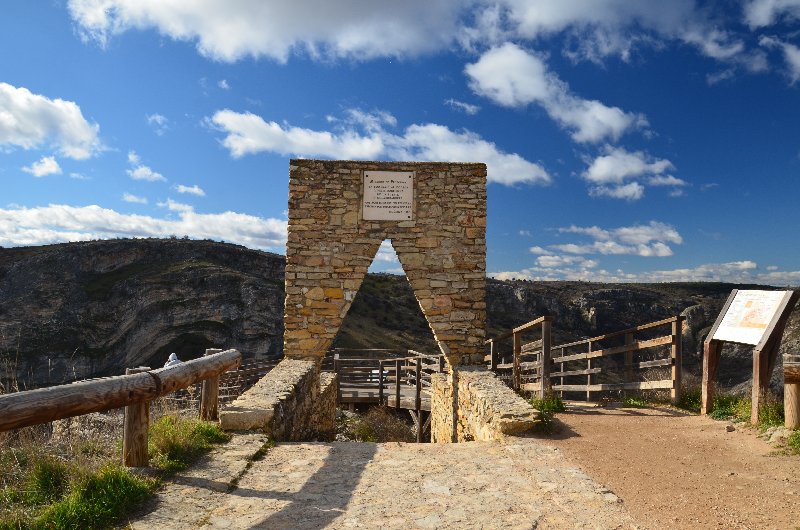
[244,442,377,529]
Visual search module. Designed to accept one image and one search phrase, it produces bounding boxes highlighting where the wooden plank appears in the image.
[552,316,682,351]
[552,380,673,392]
[554,335,674,363]
[636,358,672,369]
[520,382,541,392]
[550,367,602,378]
[521,340,542,353]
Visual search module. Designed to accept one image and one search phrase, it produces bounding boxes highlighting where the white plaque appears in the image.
[712,290,788,345]
[362,171,414,221]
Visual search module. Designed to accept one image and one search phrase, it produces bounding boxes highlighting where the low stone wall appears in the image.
[314,372,338,441]
[431,367,539,442]
[219,359,336,441]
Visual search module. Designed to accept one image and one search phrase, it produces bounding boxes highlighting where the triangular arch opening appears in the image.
[331,239,438,355]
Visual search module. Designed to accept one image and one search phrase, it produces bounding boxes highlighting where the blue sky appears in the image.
[1,1,800,285]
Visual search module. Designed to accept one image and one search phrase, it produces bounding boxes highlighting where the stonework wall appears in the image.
[284,160,487,368]
[431,368,540,442]
[219,359,335,441]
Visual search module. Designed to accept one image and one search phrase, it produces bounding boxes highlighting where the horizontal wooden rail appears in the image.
[0,349,241,432]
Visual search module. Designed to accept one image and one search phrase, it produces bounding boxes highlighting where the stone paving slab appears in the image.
[132,439,637,529]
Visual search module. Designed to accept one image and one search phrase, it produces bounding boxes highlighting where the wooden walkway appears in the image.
[329,349,444,413]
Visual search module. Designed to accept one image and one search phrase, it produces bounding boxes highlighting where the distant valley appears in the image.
[1,239,796,392]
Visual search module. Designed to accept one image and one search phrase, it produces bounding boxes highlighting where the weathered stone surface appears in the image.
[431,367,540,442]
[132,440,637,529]
[219,359,335,441]
[284,160,487,369]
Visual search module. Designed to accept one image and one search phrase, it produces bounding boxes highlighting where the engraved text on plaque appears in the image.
[362,171,414,221]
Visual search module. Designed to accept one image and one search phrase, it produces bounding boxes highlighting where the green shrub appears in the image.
[33,465,155,530]
[25,459,69,505]
[676,387,701,413]
[788,430,800,455]
[148,415,230,472]
[623,396,650,408]
[530,392,566,433]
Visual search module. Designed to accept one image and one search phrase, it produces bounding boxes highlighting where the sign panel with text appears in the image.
[362,171,414,221]
[711,290,788,345]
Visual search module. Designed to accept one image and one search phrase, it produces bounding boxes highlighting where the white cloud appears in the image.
[66,0,764,80]
[550,221,682,257]
[218,79,230,90]
[67,0,462,62]
[581,146,685,200]
[126,150,166,182]
[529,245,547,254]
[519,230,532,237]
[648,175,687,187]
[760,36,800,84]
[210,110,385,159]
[488,1,759,69]
[146,113,169,135]
[392,124,551,185]
[744,0,800,28]
[157,198,194,213]
[583,146,673,184]
[0,82,101,159]
[490,259,800,285]
[175,184,205,197]
[536,254,597,268]
[444,98,481,115]
[122,192,147,204]
[127,165,166,182]
[69,172,90,180]
[0,204,287,250]
[465,43,646,143]
[22,156,62,177]
[588,182,645,201]
[210,109,551,186]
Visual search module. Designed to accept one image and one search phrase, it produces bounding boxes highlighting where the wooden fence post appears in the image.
[512,331,521,391]
[200,348,223,421]
[785,356,800,429]
[123,366,151,467]
[378,360,384,405]
[415,359,422,443]
[489,339,497,371]
[671,319,683,406]
[395,359,401,412]
[540,319,552,399]
[623,333,634,399]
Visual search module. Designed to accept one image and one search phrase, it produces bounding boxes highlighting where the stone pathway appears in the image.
[131,436,636,529]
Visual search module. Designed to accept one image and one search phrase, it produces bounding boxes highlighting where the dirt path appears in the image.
[541,405,800,530]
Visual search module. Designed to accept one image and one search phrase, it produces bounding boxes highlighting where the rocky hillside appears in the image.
[0,239,285,389]
[1,239,797,391]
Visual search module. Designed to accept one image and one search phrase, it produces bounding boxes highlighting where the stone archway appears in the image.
[283,160,487,368]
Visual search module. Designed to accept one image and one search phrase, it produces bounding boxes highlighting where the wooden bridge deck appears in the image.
[338,385,432,411]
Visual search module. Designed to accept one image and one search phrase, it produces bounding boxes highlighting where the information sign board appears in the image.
[711,290,788,345]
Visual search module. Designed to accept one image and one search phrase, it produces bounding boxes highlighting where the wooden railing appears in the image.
[331,348,445,442]
[485,316,552,397]
[165,358,280,407]
[487,316,683,404]
[0,348,241,466]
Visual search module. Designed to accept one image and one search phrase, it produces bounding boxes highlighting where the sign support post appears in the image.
[701,289,798,424]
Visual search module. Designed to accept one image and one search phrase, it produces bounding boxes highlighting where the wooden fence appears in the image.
[485,316,552,397]
[0,348,241,466]
[331,348,445,442]
[487,316,683,404]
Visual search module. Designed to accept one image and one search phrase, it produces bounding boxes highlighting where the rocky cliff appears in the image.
[0,239,285,389]
[1,239,797,392]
